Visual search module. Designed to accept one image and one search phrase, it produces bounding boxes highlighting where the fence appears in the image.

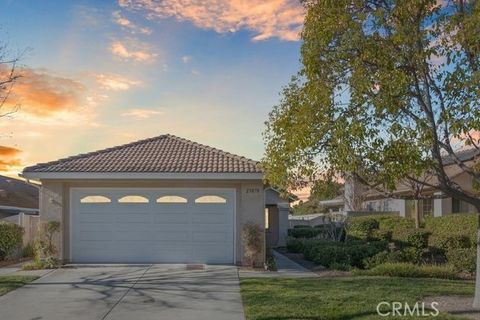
[2,213,40,246]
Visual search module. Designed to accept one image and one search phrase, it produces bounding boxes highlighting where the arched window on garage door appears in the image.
[118,195,149,203]
[194,195,227,204]
[156,196,188,203]
[80,195,111,203]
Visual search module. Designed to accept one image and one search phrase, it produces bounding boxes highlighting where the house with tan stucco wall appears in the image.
[20,134,290,265]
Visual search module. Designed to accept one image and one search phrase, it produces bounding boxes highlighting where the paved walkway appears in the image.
[0,262,53,277]
[0,265,245,320]
[238,250,317,278]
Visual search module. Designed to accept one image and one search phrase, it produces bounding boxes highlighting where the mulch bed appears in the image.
[0,258,32,268]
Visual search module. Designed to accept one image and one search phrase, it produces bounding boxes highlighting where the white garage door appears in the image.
[70,188,235,264]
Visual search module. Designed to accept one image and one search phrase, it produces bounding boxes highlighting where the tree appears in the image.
[0,37,22,118]
[292,178,342,215]
[263,0,480,306]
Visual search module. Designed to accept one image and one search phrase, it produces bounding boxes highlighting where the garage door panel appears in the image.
[153,213,189,223]
[192,213,228,224]
[71,188,235,264]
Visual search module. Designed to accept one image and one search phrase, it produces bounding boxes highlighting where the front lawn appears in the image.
[240,276,474,319]
[0,276,38,296]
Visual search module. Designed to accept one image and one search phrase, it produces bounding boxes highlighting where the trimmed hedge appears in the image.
[0,222,23,260]
[424,214,477,249]
[346,215,415,242]
[445,248,477,273]
[288,228,322,239]
[286,237,387,269]
[353,263,458,279]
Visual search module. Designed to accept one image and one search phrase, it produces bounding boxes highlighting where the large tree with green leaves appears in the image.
[263,0,480,305]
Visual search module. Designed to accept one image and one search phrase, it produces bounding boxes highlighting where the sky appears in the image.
[0,0,304,178]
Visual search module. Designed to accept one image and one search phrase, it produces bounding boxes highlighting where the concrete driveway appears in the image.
[0,265,245,320]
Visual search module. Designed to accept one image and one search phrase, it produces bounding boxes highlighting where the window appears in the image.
[421,199,433,217]
[452,198,470,213]
[80,195,111,203]
[157,196,187,203]
[194,195,227,204]
[118,195,149,203]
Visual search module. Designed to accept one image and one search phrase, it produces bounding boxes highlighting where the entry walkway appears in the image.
[238,250,317,278]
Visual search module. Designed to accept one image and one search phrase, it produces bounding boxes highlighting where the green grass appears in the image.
[0,276,38,296]
[240,276,474,320]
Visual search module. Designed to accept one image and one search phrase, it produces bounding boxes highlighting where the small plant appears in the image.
[0,222,23,260]
[265,249,277,271]
[23,221,61,270]
[242,222,263,267]
[22,242,35,258]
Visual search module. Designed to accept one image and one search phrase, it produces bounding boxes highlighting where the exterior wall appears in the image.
[277,204,290,247]
[39,179,265,265]
[265,206,279,247]
[363,198,403,214]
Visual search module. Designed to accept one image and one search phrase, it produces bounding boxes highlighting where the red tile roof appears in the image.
[23,134,262,174]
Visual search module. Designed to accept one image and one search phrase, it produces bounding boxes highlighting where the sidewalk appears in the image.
[0,261,53,277]
[238,249,317,278]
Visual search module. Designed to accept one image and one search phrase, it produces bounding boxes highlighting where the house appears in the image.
[0,174,39,219]
[320,148,480,221]
[21,134,288,265]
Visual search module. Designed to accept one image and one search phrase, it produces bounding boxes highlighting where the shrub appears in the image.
[406,230,430,249]
[0,222,23,260]
[242,222,264,267]
[424,214,477,248]
[289,238,388,269]
[26,221,61,270]
[371,229,393,242]
[353,263,458,279]
[435,235,472,252]
[445,248,476,274]
[22,242,35,258]
[293,225,311,228]
[288,228,322,239]
[363,248,422,269]
[347,217,379,240]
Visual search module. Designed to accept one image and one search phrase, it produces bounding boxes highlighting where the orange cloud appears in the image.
[1,67,86,117]
[110,40,158,62]
[118,0,305,41]
[0,146,22,172]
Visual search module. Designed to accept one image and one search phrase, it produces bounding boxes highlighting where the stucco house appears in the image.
[21,134,288,265]
[320,148,480,221]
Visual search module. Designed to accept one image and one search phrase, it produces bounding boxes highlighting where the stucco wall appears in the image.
[39,179,265,265]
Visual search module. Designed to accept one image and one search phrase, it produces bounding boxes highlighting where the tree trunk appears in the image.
[473,213,480,308]
[415,199,420,229]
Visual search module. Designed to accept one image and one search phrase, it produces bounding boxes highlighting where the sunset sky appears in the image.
[0,0,304,177]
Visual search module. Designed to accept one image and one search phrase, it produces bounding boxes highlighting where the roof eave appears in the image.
[20,171,264,181]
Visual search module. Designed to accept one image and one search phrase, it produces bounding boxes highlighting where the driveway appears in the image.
[0,265,245,320]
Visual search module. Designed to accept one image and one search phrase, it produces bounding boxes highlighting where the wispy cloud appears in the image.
[95,73,141,91]
[181,55,192,63]
[109,39,158,62]
[118,0,304,41]
[112,10,152,35]
[1,67,86,117]
[121,108,164,119]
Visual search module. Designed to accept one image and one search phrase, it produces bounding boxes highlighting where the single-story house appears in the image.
[21,134,288,265]
[320,148,480,221]
[0,175,39,219]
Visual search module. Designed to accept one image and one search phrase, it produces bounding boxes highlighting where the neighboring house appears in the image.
[21,134,288,265]
[0,174,39,219]
[320,148,480,220]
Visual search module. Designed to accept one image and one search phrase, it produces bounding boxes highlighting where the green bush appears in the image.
[347,217,379,240]
[353,263,458,279]
[22,242,35,258]
[288,228,322,239]
[406,230,430,249]
[445,248,476,274]
[425,214,477,248]
[293,225,311,228]
[370,229,393,242]
[0,222,23,260]
[363,248,422,269]
[288,238,387,269]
